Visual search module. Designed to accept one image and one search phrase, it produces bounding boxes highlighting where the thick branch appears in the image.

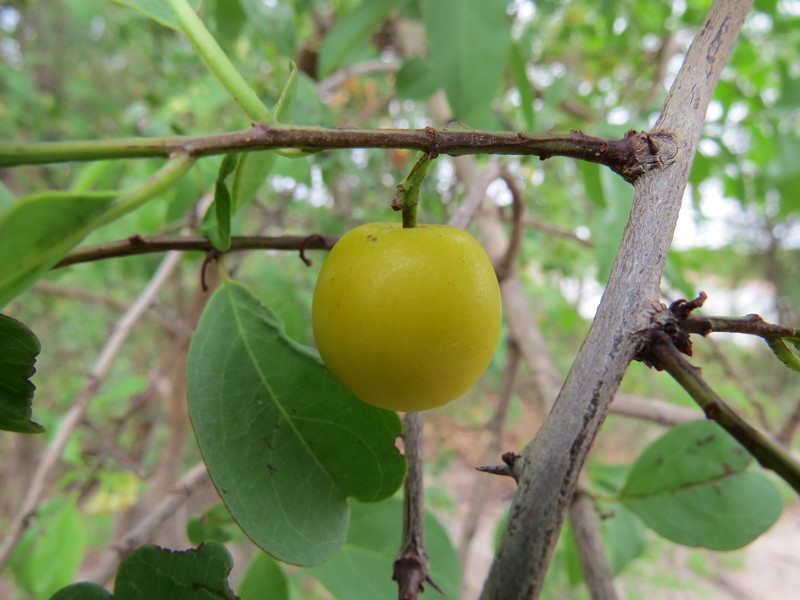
[0,126,674,181]
[479,2,752,599]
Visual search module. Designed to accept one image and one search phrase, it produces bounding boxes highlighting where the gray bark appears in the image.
[478,2,753,598]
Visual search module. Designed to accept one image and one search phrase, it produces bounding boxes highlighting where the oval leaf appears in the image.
[186,281,405,565]
[620,421,783,550]
[422,0,511,126]
[318,0,409,79]
[0,314,43,433]
[237,552,289,600]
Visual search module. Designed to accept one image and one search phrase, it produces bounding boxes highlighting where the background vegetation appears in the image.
[1,0,798,598]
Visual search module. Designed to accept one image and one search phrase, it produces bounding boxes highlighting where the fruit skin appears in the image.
[312,222,501,412]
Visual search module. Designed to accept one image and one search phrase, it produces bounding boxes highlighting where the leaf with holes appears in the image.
[186,281,405,565]
[620,421,782,550]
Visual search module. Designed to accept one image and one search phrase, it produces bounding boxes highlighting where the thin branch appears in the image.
[610,393,701,426]
[568,490,619,600]
[52,233,339,269]
[494,166,525,280]
[459,339,522,567]
[86,462,209,585]
[0,251,184,571]
[0,126,675,182]
[640,330,800,494]
[393,411,442,600]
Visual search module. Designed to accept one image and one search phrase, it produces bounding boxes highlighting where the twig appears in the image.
[459,340,522,567]
[86,462,209,585]
[610,393,701,426]
[53,233,339,269]
[568,490,619,600]
[0,126,675,182]
[393,411,442,600]
[0,251,184,571]
[494,166,525,280]
[639,330,800,494]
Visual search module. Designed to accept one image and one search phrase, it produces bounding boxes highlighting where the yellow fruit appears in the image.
[312,222,501,411]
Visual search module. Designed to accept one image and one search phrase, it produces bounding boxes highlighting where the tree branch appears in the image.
[52,233,338,269]
[479,2,753,598]
[639,329,800,494]
[0,126,674,182]
[0,250,184,571]
[393,411,442,600]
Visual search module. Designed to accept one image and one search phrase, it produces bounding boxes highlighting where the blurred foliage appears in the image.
[1,0,799,598]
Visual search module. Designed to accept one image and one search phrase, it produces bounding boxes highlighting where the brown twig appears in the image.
[52,233,339,269]
[393,411,443,600]
[459,340,522,567]
[568,489,619,600]
[494,167,525,280]
[2,126,677,183]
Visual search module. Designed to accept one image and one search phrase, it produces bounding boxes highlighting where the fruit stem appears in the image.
[394,153,434,229]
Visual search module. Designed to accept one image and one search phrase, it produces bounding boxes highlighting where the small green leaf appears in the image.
[620,421,783,551]
[50,582,113,600]
[509,43,535,130]
[112,0,201,29]
[203,154,238,252]
[231,67,298,211]
[318,0,409,79]
[395,58,440,101]
[591,167,633,283]
[186,281,405,565]
[766,337,800,373]
[307,498,461,599]
[11,494,86,599]
[0,314,43,433]
[239,0,297,57]
[114,543,236,600]
[187,504,239,545]
[422,0,512,126]
[237,552,289,600]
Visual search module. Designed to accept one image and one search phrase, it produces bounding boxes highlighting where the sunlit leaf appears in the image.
[423,0,511,126]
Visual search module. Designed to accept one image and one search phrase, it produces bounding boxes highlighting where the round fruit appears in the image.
[312,222,501,411]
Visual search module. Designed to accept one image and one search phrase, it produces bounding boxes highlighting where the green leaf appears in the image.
[395,58,440,101]
[11,494,86,599]
[231,67,298,211]
[187,504,239,545]
[114,543,236,600]
[0,191,117,308]
[50,582,113,600]
[201,154,238,252]
[186,281,406,565]
[239,0,297,57]
[318,0,409,79]
[0,314,43,433]
[237,552,289,600]
[591,167,633,283]
[620,421,783,551]
[307,498,461,599]
[112,0,201,30]
[766,337,800,373]
[509,43,536,130]
[422,0,512,126]
[0,179,17,212]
